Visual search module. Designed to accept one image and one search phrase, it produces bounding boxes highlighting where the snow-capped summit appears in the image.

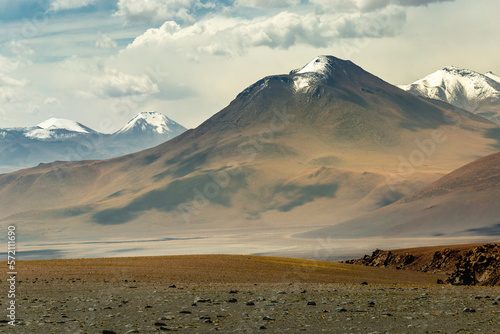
[399,66,500,123]
[295,56,331,75]
[289,56,337,92]
[0,112,187,171]
[37,118,92,133]
[25,118,95,140]
[116,111,186,136]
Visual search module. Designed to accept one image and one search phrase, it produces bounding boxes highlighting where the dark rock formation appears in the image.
[344,243,500,286]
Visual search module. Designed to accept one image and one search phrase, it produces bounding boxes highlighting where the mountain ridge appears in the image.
[399,66,500,124]
[0,111,187,173]
[0,56,498,258]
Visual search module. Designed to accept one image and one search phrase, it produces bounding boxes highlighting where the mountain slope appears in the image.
[0,112,186,171]
[399,66,500,124]
[0,56,498,245]
[300,152,500,239]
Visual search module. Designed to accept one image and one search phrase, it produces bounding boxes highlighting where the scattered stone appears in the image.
[381,312,393,316]
[246,302,255,306]
[307,301,316,306]
[155,322,167,326]
[229,290,239,294]
[160,326,178,331]
[260,325,267,330]
[263,316,275,321]
[462,308,476,313]
[492,301,498,305]
[336,308,347,312]
[195,298,211,303]
[228,298,238,303]
[88,308,96,311]
[277,291,286,294]
[179,310,192,314]
[168,284,176,288]
[368,301,375,307]
[102,331,117,334]
[360,282,368,285]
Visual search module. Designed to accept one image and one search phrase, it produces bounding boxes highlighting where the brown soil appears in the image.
[1,255,499,333]
[6,254,443,284]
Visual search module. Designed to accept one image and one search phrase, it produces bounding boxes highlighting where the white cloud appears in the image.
[115,0,199,23]
[95,33,118,49]
[90,69,160,98]
[127,8,406,56]
[309,0,454,12]
[235,0,301,8]
[0,88,15,103]
[397,0,454,6]
[0,73,29,87]
[0,55,20,73]
[50,0,97,11]
[7,40,34,57]
[43,97,61,105]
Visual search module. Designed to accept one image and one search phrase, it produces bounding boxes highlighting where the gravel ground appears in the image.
[2,280,500,333]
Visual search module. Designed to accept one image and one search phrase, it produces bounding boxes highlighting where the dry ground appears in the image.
[1,255,499,333]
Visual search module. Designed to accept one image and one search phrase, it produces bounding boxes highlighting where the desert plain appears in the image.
[2,253,499,333]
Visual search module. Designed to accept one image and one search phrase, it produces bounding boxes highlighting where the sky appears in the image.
[0,0,499,132]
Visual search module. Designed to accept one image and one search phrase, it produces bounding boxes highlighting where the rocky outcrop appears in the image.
[447,244,500,286]
[344,243,500,286]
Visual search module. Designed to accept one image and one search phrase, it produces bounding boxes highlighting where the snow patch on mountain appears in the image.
[24,118,93,140]
[399,66,500,112]
[486,71,500,84]
[296,56,331,75]
[38,118,90,133]
[290,56,333,92]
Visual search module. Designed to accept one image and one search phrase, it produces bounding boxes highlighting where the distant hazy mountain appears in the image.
[106,112,187,156]
[399,66,500,124]
[301,152,500,238]
[0,55,497,246]
[0,112,186,172]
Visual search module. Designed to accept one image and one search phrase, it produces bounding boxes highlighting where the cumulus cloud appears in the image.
[90,70,159,98]
[336,5,406,38]
[95,33,118,49]
[50,0,97,11]
[127,6,408,57]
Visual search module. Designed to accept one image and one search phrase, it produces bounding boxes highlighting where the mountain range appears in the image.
[0,112,187,173]
[399,67,500,124]
[0,56,499,259]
